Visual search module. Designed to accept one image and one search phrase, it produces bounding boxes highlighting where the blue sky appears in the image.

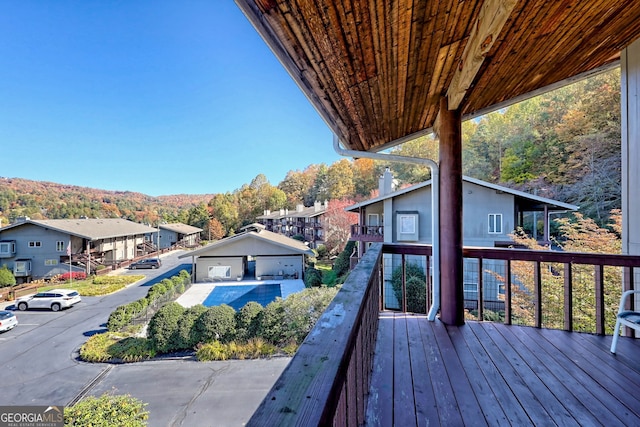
[0,1,339,196]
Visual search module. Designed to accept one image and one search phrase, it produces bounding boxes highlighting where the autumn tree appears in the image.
[327,159,355,200]
[351,158,381,198]
[498,210,622,334]
[279,166,318,207]
[205,218,225,241]
[208,193,239,236]
[322,199,358,256]
[388,135,439,185]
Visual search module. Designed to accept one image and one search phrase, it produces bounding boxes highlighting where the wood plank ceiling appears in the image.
[235,0,640,152]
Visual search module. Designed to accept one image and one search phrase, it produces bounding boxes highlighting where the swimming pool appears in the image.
[202,284,282,310]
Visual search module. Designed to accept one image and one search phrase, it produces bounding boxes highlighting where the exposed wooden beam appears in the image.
[446,0,518,110]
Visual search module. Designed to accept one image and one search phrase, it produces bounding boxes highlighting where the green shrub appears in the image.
[259,298,286,344]
[0,266,16,287]
[316,244,328,260]
[332,240,355,280]
[322,270,337,287]
[304,267,322,287]
[147,302,185,353]
[405,276,427,314]
[193,304,236,344]
[259,287,339,346]
[65,392,148,426]
[172,305,208,350]
[179,270,191,281]
[195,338,277,361]
[79,333,118,363]
[195,340,228,361]
[109,337,156,362]
[235,302,263,341]
[391,262,427,313]
[107,307,133,332]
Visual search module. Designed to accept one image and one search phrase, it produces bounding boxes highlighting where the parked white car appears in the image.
[0,310,18,332]
[16,289,81,312]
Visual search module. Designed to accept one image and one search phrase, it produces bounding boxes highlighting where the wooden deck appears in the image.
[367,312,640,426]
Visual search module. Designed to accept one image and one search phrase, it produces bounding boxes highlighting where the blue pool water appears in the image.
[202,284,282,310]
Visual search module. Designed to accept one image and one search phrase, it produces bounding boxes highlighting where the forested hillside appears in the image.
[0,177,214,226]
[0,69,621,237]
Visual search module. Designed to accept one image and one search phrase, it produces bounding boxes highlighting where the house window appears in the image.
[28,241,42,248]
[367,213,379,226]
[208,266,231,279]
[488,214,503,234]
[464,282,478,298]
[400,215,416,234]
[0,241,15,255]
[396,211,419,241]
[56,241,65,252]
[45,259,59,266]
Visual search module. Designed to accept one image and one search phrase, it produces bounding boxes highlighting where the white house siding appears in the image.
[216,238,303,257]
[255,255,303,279]
[195,256,245,282]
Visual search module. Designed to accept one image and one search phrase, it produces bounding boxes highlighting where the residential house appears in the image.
[146,223,203,250]
[256,201,328,249]
[0,217,158,282]
[179,223,314,283]
[347,169,578,309]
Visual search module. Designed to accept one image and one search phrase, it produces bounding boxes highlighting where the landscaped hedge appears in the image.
[84,285,339,362]
[64,393,148,426]
[106,270,191,331]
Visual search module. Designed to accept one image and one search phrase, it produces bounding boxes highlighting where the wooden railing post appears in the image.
[564,263,573,332]
[477,257,484,321]
[595,264,605,335]
[534,261,542,328]
[505,260,512,325]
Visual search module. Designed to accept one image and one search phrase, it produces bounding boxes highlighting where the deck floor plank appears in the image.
[445,324,510,426]
[366,313,394,427]
[428,319,486,426]
[366,313,640,426]
[393,315,418,427]
[418,317,464,426]
[501,323,620,426]
[405,315,440,427]
[456,321,534,426]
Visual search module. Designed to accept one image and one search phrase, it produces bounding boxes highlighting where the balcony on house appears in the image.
[248,242,640,426]
[350,224,384,242]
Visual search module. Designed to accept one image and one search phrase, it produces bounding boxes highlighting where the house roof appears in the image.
[159,223,203,235]
[236,1,640,152]
[0,218,158,240]
[179,227,315,258]
[256,203,328,220]
[346,176,579,212]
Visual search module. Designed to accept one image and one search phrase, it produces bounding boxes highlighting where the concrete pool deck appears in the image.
[175,279,306,308]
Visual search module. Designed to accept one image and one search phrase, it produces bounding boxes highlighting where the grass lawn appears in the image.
[36,275,146,296]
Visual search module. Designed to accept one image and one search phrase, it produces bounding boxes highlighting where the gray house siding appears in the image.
[0,224,82,279]
[350,178,575,310]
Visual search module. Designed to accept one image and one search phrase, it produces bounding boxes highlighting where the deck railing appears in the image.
[349,224,384,242]
[381,243,640,335]
[247,243,382,426]
[249,242,640,425]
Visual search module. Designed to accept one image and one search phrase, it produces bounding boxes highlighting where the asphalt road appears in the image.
[0,250,290,426]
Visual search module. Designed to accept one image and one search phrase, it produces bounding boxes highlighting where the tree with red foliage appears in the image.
[322,199,358,256]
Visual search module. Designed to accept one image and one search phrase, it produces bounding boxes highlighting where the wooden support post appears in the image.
[438,97,464,325]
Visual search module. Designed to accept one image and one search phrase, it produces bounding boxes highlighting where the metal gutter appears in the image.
[333,135,441,321]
